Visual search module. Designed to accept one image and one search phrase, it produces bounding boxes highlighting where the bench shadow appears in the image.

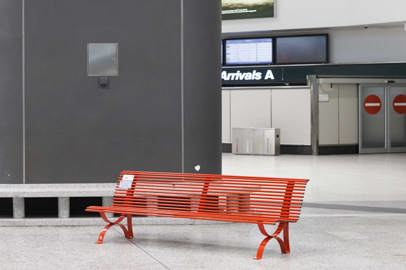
[127,235,283,256]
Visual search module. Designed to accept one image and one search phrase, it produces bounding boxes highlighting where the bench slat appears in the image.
[98,171,309,224]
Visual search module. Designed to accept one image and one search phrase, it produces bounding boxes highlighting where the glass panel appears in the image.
[87,43,119,76]
[389,87,406,149]
[360,86,386,149]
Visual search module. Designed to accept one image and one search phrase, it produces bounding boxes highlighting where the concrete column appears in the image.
[13,197,25,219]
[102,197,113,206]
[58,197,70,218]
[309,75,320,155]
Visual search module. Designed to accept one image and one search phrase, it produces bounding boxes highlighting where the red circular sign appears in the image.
[364,95,382,115]
[393,95,406,114]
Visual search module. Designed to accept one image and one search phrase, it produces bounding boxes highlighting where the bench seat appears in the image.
[86,205,288,224]
[86,170,309,260]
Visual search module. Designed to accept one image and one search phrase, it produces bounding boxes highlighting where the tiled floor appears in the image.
[1,213,405,270]
[1,153,406,269]
[223,153,406,203]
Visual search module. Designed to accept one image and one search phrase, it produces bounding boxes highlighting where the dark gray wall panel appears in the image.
[183,0,222,174]
[26,0,182,183]
[0,1,22,184]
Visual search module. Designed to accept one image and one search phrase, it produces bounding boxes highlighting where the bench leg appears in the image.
[96,212,134,244]
[255,222,290,260]
[126,215,134,239]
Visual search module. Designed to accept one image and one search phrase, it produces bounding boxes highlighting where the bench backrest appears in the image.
[112,171,309,223]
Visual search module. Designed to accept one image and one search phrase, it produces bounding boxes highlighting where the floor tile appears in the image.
[0,226,165,270]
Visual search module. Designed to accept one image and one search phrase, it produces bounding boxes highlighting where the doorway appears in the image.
[359,84,406,153]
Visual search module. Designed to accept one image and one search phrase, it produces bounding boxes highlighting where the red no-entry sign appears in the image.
[393,95,406,114]
[364,95,382,115]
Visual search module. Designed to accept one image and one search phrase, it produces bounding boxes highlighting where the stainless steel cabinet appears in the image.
[232,128,280,156]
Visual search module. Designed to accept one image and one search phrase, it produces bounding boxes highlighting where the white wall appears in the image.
[319,84,358,146]
[339,85,358,144]
[319,84,340,145]
[223,87,311,146]
[221,1,406,147]
[272,88,311,145]
[230,90,272,132]
[222,91,231,143]
[329,26,406,63]
[222,0,406,32]
[223,25,406,64]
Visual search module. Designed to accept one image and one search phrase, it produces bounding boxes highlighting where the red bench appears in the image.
[86,171,309,260]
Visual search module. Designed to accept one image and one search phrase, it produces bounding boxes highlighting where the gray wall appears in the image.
[0,1,22,184]
[0,0,221,184]
[183,0,222,174]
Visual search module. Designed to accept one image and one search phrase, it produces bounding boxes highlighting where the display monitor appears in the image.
[225,38,273,66]
[222,0,275,20]
[276,35,328,64]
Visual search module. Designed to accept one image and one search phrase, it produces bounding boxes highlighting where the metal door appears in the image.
[388,86,406,152]
[359,85,386,153]
[359,84,406,154]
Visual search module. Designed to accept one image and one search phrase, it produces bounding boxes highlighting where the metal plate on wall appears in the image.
[87,43,119,76]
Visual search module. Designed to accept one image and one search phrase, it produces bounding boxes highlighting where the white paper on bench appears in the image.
[119,175,134,189]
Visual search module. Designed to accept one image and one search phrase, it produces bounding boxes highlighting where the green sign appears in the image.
[222,0,275,20]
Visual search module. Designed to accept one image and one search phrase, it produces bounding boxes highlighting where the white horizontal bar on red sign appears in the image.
[394,103,406,106]
[365,103,381,107]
